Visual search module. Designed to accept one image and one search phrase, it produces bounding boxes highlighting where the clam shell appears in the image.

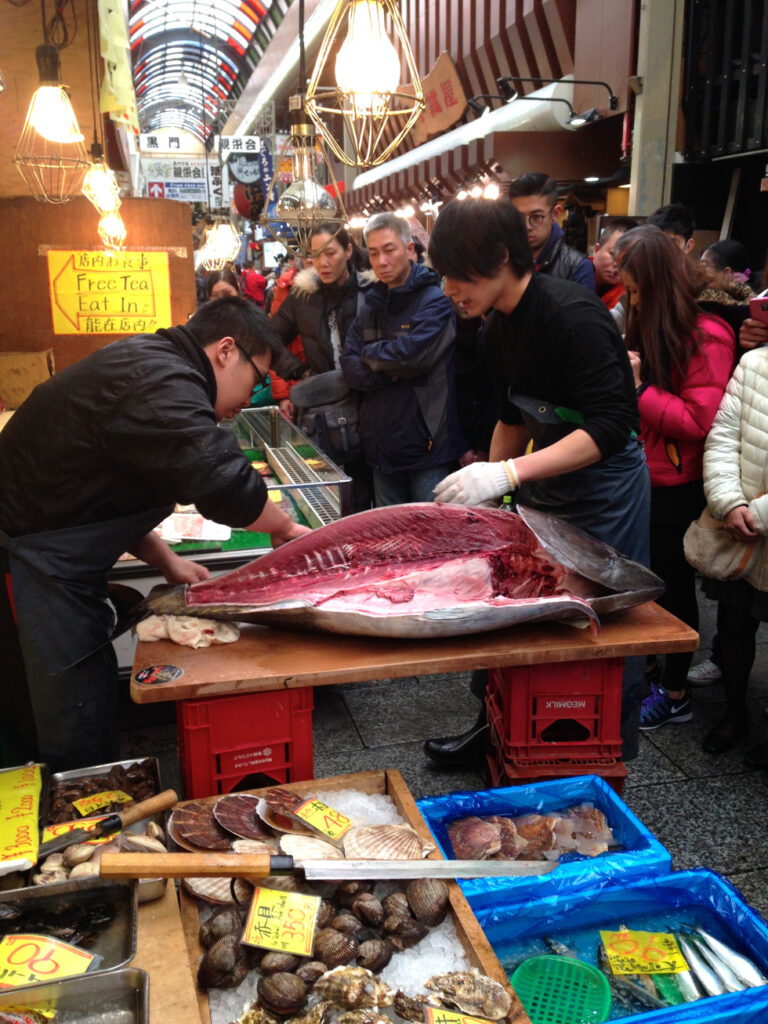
[197,933,248,989]
[317,899,336,929]
[331,913,366,938]
[351,893,384,929]
[182,876,253,904]
[257,971,308,1017]
[69,861,100,878]
[343,825,433,860]
[296,962,329,987]
[406,878,449,927]
[313,927,359,969]
[63,843,95,867]
[280,835,345,859]
[381,892,410,918]
[381,915,428,950]
[260,952,302,974]
[117,832,167,853]
[356,938,393,973]
[146,820,166,841]
[214,794,274,841]
[199,906,244,949]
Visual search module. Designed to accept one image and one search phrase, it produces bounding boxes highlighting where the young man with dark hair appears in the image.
[647,203,696,254]
[424,198,649,766]
[0,297,309,770]
[340,212,464,506]
[508,172,595,290]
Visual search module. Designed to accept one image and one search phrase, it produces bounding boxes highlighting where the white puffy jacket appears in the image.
[703,346,768,589]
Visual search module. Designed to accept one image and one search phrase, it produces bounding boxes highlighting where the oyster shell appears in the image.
[425,971,512,1020]
[356,938,393,973]
[288,1001,333,1024]
[393,991,428,1023]
[171,802,232,851]
[337,1011,391,1024]
[313,966,393,1009]
[313,927,359,969]
[214,794,274,841]
[198,933,248,989]
[257,971,308,1017]
[260,952,302,974]
[280,835,345,860]
[240,1005,281,1024]
[343,825,433,860]
[406,878,449,927]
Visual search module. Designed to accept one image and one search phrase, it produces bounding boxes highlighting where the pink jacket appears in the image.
[637,313,735,487]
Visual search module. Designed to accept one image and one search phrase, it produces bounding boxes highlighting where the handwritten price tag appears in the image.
[599,929,686,975]
[242,888,320,956]
[425,1010,493,1024]
[71,790,132,817]
[293,798,352,841]
[41,818,113,847]
[0,934,95,989]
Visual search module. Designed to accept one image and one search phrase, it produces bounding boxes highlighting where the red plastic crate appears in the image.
[177,687,314,797]
[486,659,624,762]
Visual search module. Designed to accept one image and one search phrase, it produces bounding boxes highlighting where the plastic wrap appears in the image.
[417,775,672,910]
[477,868,768,1023]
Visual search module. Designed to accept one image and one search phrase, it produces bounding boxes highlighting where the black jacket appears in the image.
[0,325,268,537]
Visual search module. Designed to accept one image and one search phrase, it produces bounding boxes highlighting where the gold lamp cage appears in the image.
[304,0,425,168]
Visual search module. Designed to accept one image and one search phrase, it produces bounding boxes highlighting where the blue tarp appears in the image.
[476,868,768,1023]
[417,775,672,910]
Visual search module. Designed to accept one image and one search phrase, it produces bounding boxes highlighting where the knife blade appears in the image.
[37,789,178,860]
[99,851,558,880]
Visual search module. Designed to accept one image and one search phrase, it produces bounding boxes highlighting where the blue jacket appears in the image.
[536,221,595,291]
[340,262,465,474]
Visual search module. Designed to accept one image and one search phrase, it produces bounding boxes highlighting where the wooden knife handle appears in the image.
[100,852,278,878]
[117,789,178,829]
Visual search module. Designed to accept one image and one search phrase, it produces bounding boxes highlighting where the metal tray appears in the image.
[0,967,149,1024]
[0,877,138,978]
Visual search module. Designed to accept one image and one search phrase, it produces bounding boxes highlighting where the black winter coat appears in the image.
[0,325,268,537]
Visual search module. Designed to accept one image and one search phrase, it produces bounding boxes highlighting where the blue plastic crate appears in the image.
[417,774,672,911]
[476,868,768,1023]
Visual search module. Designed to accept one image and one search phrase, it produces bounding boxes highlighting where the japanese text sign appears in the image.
[242,888,320,956]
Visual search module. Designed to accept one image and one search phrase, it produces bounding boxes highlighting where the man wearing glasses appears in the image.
[509,173,595,291]
[0,296,310,770]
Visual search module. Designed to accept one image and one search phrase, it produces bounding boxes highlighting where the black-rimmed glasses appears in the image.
[235,343,267,389]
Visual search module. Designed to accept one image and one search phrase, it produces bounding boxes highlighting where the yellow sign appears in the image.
[242,888,320,956]
[72,790,132,818]
[425,1011,492,1024]
[0,765,42,869]
[294,798,352,841]
[41,817,113,847]
[599,929,686,975]
[46,250,171,335]
[0,935,95,989]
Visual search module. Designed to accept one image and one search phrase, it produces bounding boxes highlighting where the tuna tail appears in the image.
[131,584,190,624]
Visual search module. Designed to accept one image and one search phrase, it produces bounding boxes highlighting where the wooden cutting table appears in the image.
[131,601,697,703]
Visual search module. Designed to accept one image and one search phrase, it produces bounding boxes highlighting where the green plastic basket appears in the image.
[511,955,612,1024]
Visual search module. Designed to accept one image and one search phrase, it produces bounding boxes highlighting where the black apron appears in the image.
[0,506,170,769]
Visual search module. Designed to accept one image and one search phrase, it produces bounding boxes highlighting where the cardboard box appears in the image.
[0,349,54,408]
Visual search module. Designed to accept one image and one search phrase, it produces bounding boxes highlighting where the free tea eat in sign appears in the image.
[47,250,172,335]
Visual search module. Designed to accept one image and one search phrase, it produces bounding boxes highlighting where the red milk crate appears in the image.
[177,687,314,798]
[486,658,624,762]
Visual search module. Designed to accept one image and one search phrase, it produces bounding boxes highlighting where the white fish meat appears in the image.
[140,504,662,640]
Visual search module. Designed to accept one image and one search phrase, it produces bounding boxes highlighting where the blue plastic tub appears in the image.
[476,868,768,1023]
[417,774,672,910]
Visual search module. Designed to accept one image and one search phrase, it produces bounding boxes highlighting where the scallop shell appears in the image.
[232,839,280,855]
[313,927,359,969]
[279,835,345,859]
[182,875,253,904]
[171,803,232,851]
[343,825,433,860]
[257,971,308,1017]
[256,798,314,837]
[214,794,275,841]
[406,878,449,927]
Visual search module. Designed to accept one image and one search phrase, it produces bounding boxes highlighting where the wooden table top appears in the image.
[131,601,698,704]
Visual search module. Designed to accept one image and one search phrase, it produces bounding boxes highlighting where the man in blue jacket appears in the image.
[509,173,595,290]
[340,213,464,506]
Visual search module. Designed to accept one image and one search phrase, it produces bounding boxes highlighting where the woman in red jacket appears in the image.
[616,226,735,737]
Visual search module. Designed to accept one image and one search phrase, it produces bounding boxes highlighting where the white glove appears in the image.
[434,460,519,505]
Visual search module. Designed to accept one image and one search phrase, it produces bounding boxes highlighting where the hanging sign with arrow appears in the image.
[46,250,172,335]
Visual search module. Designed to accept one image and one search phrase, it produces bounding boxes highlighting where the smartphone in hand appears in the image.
[749,296,768,325]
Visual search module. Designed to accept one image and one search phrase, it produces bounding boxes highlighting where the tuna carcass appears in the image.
[142,504,663,639]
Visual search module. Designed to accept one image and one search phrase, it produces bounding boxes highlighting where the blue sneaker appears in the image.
[639,681,693,731]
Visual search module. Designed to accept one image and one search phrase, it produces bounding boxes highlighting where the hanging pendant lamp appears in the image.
[304,0,425,167]
[14,43,90,203]
[97,209,127,251]
[83,143,122,216]
[198,219,242,272]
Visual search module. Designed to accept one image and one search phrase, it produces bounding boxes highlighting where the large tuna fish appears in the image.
[142,504,662,639]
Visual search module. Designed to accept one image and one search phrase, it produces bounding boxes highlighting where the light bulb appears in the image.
[276,179,336,223]
[469,184,483,198]
[456,189,468,201]
[28,86,84,144]
[98,210,127,250]
[335,1,401,112]
[483,182,500,200]
[82,161,121,215]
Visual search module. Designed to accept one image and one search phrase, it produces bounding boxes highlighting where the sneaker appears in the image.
[687,659,722,686]
[639,682,693,731]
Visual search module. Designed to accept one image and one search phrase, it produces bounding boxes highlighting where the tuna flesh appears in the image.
[142,503,663,639]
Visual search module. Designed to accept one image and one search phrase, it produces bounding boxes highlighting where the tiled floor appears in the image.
[119,589,768,918]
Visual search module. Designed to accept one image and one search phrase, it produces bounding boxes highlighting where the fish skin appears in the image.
[141,504,663,639]
[596,945,666,1010]
[692,928,768,988]
[673,968,703,1003]
[685,933,744,992]
[677,934,726,997]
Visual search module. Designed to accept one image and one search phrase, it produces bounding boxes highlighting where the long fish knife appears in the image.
[38,789,179,860]
[99,852,558,880]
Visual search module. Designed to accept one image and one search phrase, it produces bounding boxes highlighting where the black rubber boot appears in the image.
[424,705,489,766]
